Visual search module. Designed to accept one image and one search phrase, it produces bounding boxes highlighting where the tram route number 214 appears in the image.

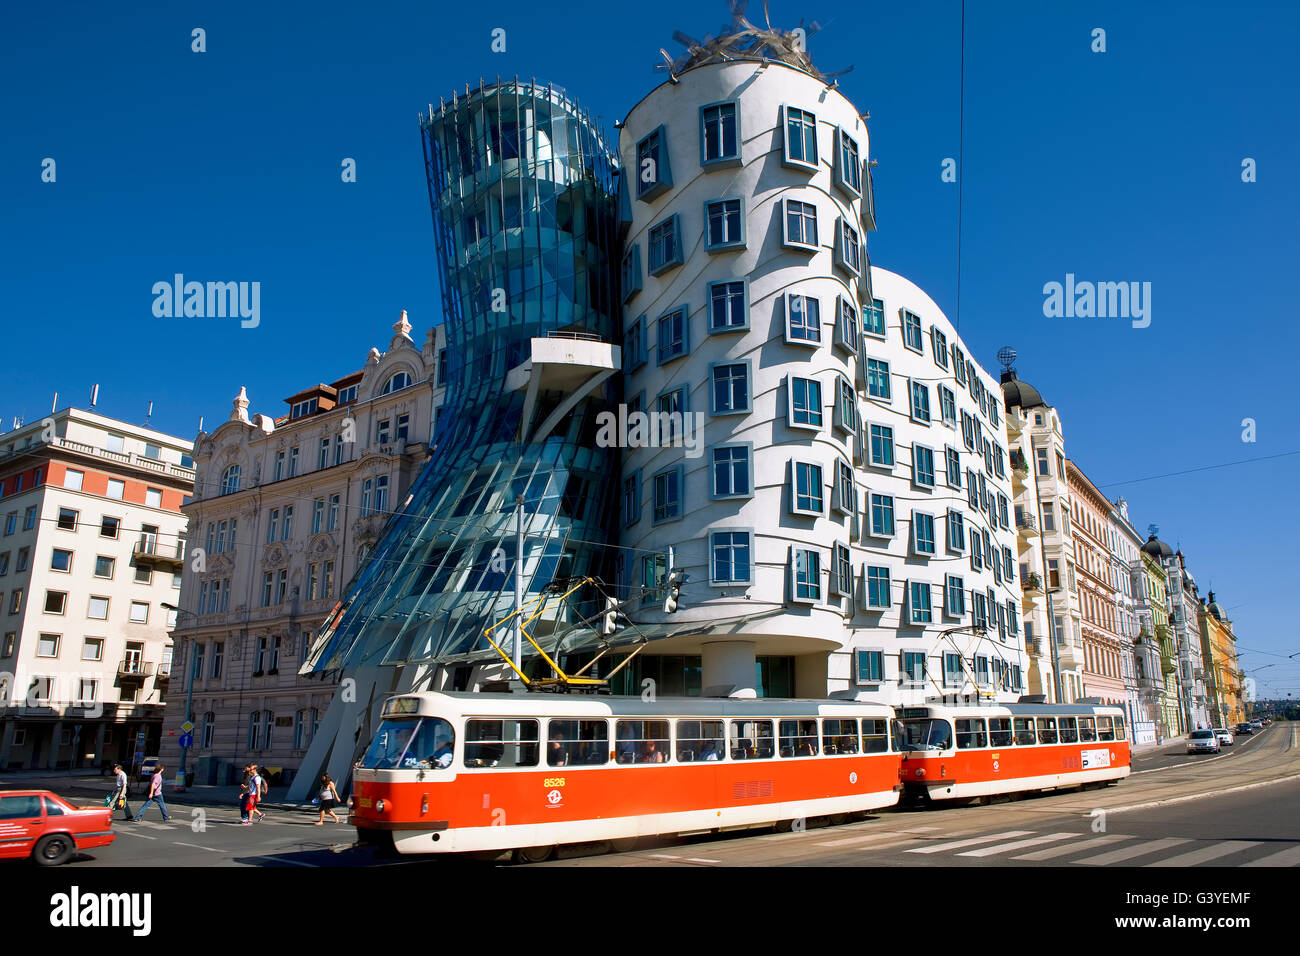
[543,778,566,788]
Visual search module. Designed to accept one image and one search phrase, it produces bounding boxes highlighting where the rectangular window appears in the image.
[621,245,642,302]
[87,595,108,619]
[1036,446,1051,476]
[657,307,687,364]
[281,505,293,540]
[708,279,747,331]
[701,102,739,164]
[836,128,861,194]
[866,567,891,609]
[792,461,824,515]
[783,106,818,168]
[652,467,683,524]
[855,649,884,684]
[622,472,641,525]
[82,637,104,661]
[783,198,818,249]
[705,199,744,251]
[465,718,541,768]
[318,438,329,470]
[945,447,962,488]
[913,513,936,555]
[624,316,645,373]
[641,553,667,608]
[655,388,687,444]
[312,498,324,534]
[789,377,823,429]
[945,575,966,617]
[869,424,895,467]
[863,298,885,338]
[835,376,858,433]
[914,445,935,487]
[50,548,72,572]
[327,495,340,531]
[835,218,862,276]
[866,358,890,400]
[902,651,926,684]
[967,469,980,510]
[786,293,821,343]
[57,507,78,531]
[902,310,923,352]
[939,386,957,427]
[835,460,854,514]
[711,446,751,499]
[793,548,821,602]
[869,493,895,537]
[931,327,949,368]
[37,633,60,657]
[711,362,750,414]
[944,653,964,686]
[836,296,860,353]
[710,530,752,585]
[909,380,931,423]
[636,126,671,200]
[63,468,84,491]
[648,215,683,275]
[946,510,965,551]
[1042,501,1056,532]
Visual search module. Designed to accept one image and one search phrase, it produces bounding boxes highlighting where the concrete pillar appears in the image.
[701,641,757,698]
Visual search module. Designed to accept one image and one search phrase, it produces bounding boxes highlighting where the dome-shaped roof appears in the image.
[1142,533,1173,559]
[1206,590,1225,622]
[1000,370,1046,410]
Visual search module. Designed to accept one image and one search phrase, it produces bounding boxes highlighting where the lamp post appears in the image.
[161,602,198,787]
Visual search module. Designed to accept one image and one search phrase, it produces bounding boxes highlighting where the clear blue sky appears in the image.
[2,0,1296,693]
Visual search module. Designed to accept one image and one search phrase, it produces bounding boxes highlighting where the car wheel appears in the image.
[512,845,555,864]
[33,834,74,866]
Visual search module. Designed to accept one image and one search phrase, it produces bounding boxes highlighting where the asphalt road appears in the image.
[8,723,1297,867]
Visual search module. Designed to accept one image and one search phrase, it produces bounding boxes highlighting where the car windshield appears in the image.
[1191,730,1214,739]
[358,718,454,769]
[898,719,953,751]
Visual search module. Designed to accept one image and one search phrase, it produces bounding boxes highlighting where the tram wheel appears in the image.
[828,813,850,827]
[610,837,639,853]
[512,845,555,864]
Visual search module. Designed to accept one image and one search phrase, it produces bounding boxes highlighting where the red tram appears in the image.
[896,702,1131,802]
[349,691,903,861]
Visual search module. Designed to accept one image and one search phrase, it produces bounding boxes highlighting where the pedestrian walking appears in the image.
[314,773,342,825]
[110,763,133,821]
[238,780,253,825]
[134,765,172,822]
[250,765,267,822]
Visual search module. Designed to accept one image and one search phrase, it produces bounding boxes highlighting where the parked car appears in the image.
[1214,728,1234,746]
[1187,729,1220,754]
[138,756,160,780]
[0,790,115,865]
[1235,723,1254,736]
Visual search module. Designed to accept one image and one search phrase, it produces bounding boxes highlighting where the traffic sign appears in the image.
[178,733,194,749]
[181,721,194,734]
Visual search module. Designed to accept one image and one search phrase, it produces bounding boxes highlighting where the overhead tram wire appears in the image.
[954,0,965,334]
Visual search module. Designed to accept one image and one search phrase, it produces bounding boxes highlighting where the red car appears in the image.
[0,790,116,865]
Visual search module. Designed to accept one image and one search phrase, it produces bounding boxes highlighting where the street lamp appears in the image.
[161,602,198,788]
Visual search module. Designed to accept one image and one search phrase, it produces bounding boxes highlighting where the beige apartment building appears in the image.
[0,408,193,770]
[1066,460,1127,707]
[159,312,445,787]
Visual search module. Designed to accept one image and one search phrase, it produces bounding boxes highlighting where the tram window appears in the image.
[890,720,906,752]
[1058,717,1078,744]
[862,719,889,753]
[1036,717,1058,745]
[464,718,539,768]
[779,719,820,757]
[677,720,725,761]
[1113,715,1127,741]
[1097,716,1115,741]
[730,719,775,759]
[955,718,988,749]
[359,717,455,770]
[1013,718,1036,746]
[822,718,860,755]
[989,717,1013,747]
[898,718,952,752]
[1078,717,1097,742]
[615,719,671,764]
[547,719,609,766]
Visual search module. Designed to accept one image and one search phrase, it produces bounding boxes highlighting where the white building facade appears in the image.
[1108,498,1148,738]
[614,58,1026,704]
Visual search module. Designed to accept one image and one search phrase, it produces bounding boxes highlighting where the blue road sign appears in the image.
[178,733,194,749]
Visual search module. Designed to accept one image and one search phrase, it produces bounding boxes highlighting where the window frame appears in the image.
[790,459,825,517]
[635,125,672,201]
[699,100,742,167]
[706,278,749,333]
[656,306,689,365]
[651,465,684,526]
[647,214,684,276]
[703,198,746,252]
[781,198,819,251]
[709,444,754,501]
[781,104,820,170]
[834,127,862,196]
[709,528,754,586]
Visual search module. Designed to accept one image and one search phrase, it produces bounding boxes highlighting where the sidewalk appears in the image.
[0,771,317,814]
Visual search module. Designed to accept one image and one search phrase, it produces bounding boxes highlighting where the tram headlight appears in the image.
[346,796,354,809]
[375,799,387,813]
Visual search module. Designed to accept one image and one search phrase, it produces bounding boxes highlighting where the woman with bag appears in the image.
[314,773,342,825]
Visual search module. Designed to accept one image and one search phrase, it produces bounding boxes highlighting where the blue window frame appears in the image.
[939,385,957,427]
[835,218,862,276]
[621,245,641,303]
[651,466,683,524]
[869,493,894,537]
[710,530,752,584]
[657,307,687,364]
[832,543,853,597]
[863,297,885,338]
[701,102,741,166]
[836,128,862,195]
[783,106,819,169]
[834,376,857,433]
[946,510,965,551]
[855,649,884,683]
[711,361,751,415]
[902,651,926,683]
[914,445,935,487]
[711,445,752,499]
[945,575,966,617]
[704,198,745,250]
[866,358,890,400]
[909,582,933,624]
[931,326,949,369]
[636,126,672,200]
[648,215,683,275]
[708,279,747,331]
[835,459,854,513]
[909,380,931,424]
[902,309,923,351]
[791,460,824,515]
[913,512,936,555]
[835,296,859,354]
[866,566,891,609]
[793,548,821,602]
[622,471,641,526]
[783,199,818,249]
[785,293,821,344]
[655,387,687,444]
[624,316,646,372]
[945,447,961,488]
[869,423,894,467]
[789,377,823,429]
[953,345,967,385]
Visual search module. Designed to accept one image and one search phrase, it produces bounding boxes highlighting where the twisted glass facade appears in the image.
[304,81,622,672]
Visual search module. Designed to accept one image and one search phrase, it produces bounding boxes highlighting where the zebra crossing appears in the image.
[893,828,1299,866]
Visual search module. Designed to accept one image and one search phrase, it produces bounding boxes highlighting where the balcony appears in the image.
[133,537,185,570]
[1016,513,1038,534]
[1023,572,1043,592]
[117,659,154,680]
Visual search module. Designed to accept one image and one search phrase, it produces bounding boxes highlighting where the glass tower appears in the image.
[304,81,622,674]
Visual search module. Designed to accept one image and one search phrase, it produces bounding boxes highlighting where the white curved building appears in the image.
[614,58,1026,704]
